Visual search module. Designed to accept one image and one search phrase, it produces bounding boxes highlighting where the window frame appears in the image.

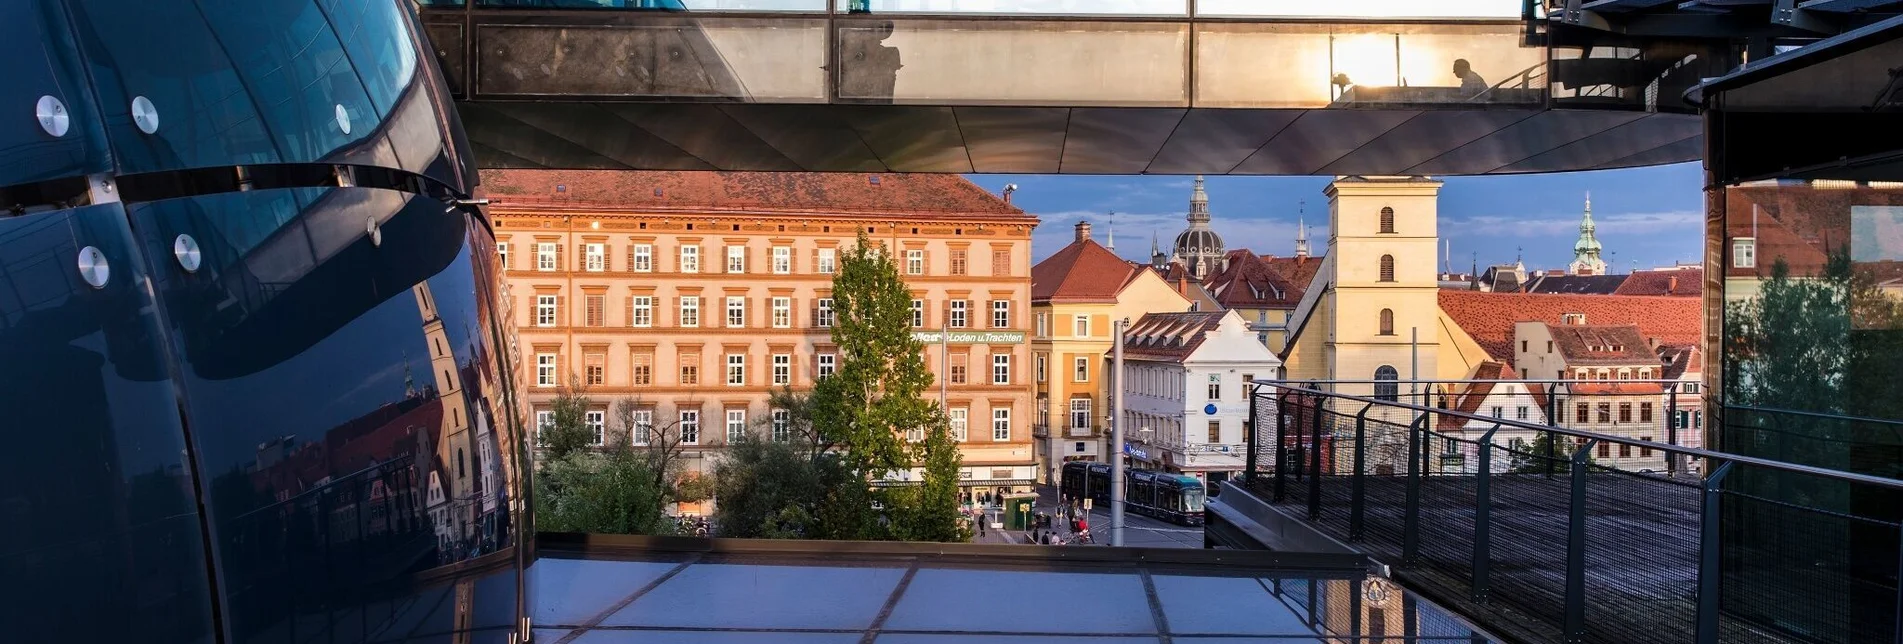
[584,242,605,272]
[992,300,1010,328]
[537,242,557,271]
[631,295,653,328]
[771,246,791,274]
[680,245,700,273]
[992,353,1010,385]
[726,409,747,444]
[992,407,1010,441]
[726,296,746,328]
[680,295,700,328]
[726,353,746,386]
[771,297,792,328]
[772,354,791,386]
[1073,356,1089,382]
[536,353,557,387]
[632,243,653,272]
[680,410,700,445]
[949,300,967,329]
[726,245,746,274]
[536,294,558,327]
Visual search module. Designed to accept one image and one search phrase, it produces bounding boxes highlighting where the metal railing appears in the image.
[1239,380,1903,644]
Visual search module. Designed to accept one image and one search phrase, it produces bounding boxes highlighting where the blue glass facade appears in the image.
[0,1,524,643]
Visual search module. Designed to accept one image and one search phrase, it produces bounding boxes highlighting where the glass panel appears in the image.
[530,559,683,625]
[600,564,907,629]
[1196,0,1523,18]
[475,19,827,101]
[1195,22,1544,109]
[0,0,112,185]
[885,569,1153,633]
[837,19,1188,106]
[1548,39,1731,115]
[477,0,826,10]
[1151,575,1309,635]
[0,203,218,644]
[840,0,1186,15]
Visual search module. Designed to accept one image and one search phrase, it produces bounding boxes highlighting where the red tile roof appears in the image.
[1657,344,1701,380]
[1523,274,1629,295]
[1203,250,1302,310]
[1546,323,1656,365]
[1033,238,1138,304]
[1613,269,1704,297]
[479,170,1031,219]
[1438,290,1702,362]
[1434,363,1550,429]
[1114,311,1229,361]
[1264,255,1325,296]
[1718,184,1903,279]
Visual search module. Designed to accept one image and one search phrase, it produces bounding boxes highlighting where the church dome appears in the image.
[1174,228,1225,256]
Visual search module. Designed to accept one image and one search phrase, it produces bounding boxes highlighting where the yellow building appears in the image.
[486,170,1041,499]
[1030,221,1193,483]
[1282,176,1461,425]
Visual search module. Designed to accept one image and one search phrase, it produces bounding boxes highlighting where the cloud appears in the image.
[1028,209,1320,261]
[1443,210,1702,238]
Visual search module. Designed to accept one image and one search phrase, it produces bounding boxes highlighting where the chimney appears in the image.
[1668,275,1679,293]
[1075,220,1093,243]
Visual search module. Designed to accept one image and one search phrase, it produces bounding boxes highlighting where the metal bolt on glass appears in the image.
[77,246,109,288]
[35,95,68,137]
[173,235,201,273]
[130,95,159,134]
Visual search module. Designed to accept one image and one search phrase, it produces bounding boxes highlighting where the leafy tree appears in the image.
[613,394,699,503]
[674,473,716,504]
[540,377,595,461]
[891,422,967,542]
[811,234,942,481]
[1507,431,1593,474]
[534,445,671,535]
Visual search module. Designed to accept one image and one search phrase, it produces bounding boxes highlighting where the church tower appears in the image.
[1285,177,1443,420]
[1170,176,1226,279]
[1569,192,1607,275]
[1294,209,1310,260]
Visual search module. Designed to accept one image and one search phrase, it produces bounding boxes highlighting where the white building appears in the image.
[1114,310,1283,488]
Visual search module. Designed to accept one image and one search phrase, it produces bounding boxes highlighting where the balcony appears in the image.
[1211,380,1903,644]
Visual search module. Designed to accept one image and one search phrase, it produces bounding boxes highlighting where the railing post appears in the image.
[1246,384,1260,487]
[1668,388,1681,478]
[1404,413,1425,565]
[1546,387,1562,479]
[1309,393,1324,520]
[1564,438,1596,643]
[1274,392,1288,502]
[1352,402,1373,541]
[1473,424,1500,602]
[1694,461,1733,644]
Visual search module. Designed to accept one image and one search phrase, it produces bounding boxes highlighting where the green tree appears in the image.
[534,445,671,535]
[540,378,595,461]
[1508,431,1593,474]
[894,422,968,542]
[812,235,941,479]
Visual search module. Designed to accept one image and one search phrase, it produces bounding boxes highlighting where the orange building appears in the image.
[485,170,1040,497]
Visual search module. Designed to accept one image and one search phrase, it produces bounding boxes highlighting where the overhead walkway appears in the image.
[416,1,1759,174]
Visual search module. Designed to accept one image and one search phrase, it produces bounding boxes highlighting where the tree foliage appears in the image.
[1508,431,1594,474]
[534,446,671,535]
[540,378,595,461]
[811,234,942,480]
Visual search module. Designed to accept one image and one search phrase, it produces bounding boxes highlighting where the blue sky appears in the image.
[965,162,1705,274]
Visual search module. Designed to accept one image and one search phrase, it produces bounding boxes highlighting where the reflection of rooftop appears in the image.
[530,534,1500,642]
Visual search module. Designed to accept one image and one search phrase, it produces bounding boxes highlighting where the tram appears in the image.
[1059,462,1207,526]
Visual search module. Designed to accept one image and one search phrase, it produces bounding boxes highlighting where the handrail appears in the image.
[1255,381,1903,491]
[1729,404,1903,429]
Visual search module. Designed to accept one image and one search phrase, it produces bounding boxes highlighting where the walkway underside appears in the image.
[456,102,1701,174]
[421,11,1719,174]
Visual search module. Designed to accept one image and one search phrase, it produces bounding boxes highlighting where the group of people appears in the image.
[1030,495,1090,546]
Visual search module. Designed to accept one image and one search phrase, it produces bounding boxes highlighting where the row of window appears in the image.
[531,295,1014,330]
[1572,401,1657,424]
[535,405,1014,446]
[500,242,1014,276]
[1031,313,1100,339]
[534,350,1015,387]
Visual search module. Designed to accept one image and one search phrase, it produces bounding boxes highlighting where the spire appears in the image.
[1107,211,1116,251]
[1187,176,1210,225]
[1150,230,1160,256]
[1570,190,1606,275]
[1294,202,1310,259]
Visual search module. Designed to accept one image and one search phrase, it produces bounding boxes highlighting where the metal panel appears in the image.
[1319,109,1540,176]
[954,107,1069,174]
[717,104,888,171]
[460,103,639,169]
[1496,112,1702,173]
[843,106,975,173]
[1059,108,1186,174]
[1231,109,1419,175]
[1406,109,1648,175]
[596,103,804,171]
[485,103,715,170]
[1146,109,1304,174]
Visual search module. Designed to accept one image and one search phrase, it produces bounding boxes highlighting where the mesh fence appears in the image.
[1241,385,1903,644]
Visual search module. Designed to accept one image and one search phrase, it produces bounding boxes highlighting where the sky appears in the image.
[964,162,1706,275]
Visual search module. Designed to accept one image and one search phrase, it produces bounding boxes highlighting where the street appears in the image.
[970,484,1205,548]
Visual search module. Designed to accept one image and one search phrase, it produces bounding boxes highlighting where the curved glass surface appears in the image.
[1196,22,1545,108]
[0,202,219,644]
[0,1,112,186]
[129,187,523,643]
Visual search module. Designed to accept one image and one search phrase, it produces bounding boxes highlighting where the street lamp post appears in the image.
[1111,317,1128,547]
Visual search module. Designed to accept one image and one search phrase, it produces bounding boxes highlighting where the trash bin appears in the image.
[1001,493,1038,531]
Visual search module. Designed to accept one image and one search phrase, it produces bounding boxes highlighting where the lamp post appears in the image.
[1111,317,1128,547]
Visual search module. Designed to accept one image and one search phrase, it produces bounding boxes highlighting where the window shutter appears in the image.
[555,244,565,271]
[557,295,566,327]
[627,245,635,273]
[626,296,634,327]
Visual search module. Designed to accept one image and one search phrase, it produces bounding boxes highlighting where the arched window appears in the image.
[1374,366,1399,402]
[1379,207,1396,233]
[1379,308,1394,335]
[1379,255,1396,282]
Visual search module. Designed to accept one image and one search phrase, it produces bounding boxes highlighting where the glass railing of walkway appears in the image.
[1237,380,1903,644]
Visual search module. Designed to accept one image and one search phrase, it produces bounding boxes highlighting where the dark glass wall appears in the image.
[0,1,525,643]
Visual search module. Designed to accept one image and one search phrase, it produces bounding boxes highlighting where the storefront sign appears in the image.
[911,331,1026,344]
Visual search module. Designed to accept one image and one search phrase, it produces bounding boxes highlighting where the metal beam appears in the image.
[1774,0,1836,33]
